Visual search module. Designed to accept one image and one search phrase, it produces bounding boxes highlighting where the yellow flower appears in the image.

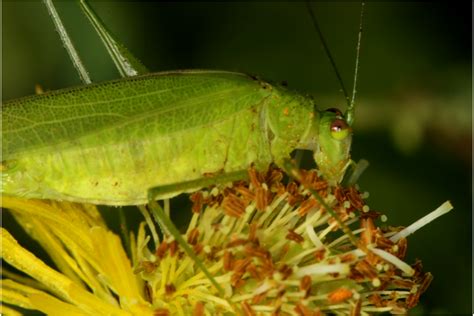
[1,167,452,315]
[1,197,151,315]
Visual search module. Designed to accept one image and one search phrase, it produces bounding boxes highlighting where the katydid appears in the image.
[2,0,365,298]
[1,3,361,207]
[2,70,352,205]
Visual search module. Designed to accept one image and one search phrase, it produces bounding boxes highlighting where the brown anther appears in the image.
[315,180,328,192]
[261,257,275,272]
[255,187,270,211]
[418,272,433,294]
[375,234,395,250]
[316,189,328,198]
[275,182,287,196]
[271,304,282,316]
[165,283,176,295]
[169,240,178,257]
[294,302,314,316]
[251,292,267,304]
[231,273,246,288]
[360,210,382,220]
[350,299,362,316]
[276,287,286,298]
[233,258,252,274]
[349,266,365,281]
[245,245,270,259]
[278,264,293,280]
[193,302,204,316]
[190,191,204,213]
[141,261,157,274]
[314,248,326,261]
[368,294,383,307]
[397,237,408,258]
[411,259,424,277]
[187,228,200,245]
[347,186,365,210]
[301,170,328,193]
[193,243,203,255]
[360,217,376,246]
[206,246,219,261]
[235,185,255,202]
[365,250,382,266]
[392,279,415,289]
[156,241,168,258]
[267,168,284,187]
[226,238,247,248]
[327,287,353,303]
[339,253,356,263]
[299,275,312,292]
[286,182,303,206]
[246,263,262,281]
[354,259,378,279]
[144,282,153,303]
[248,223,258,243]
[334,185,346,203]
[154,308,170,316]
[248,166,263,189]
[241,301,256,316]
[298,197,318,216]
[406,292,421,309]
[299,169,315,183]
[286,229,304,244]
[223,251,234,271]
[206,190,223,206]
[223,193,246,217]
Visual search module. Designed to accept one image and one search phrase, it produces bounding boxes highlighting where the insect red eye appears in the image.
[325,108,343,117]
[330,118,350,140]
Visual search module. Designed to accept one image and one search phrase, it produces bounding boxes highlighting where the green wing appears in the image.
[2,70,270,159]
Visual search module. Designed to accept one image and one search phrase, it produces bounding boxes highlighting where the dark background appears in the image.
[3,2,471,314]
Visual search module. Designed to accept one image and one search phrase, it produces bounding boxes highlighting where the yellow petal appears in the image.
[1,279,37,310]
[88,226,145,303]
[1,228,129,315]
[2,279,87,315]
[28,292,90,316]
[0,304,23,316]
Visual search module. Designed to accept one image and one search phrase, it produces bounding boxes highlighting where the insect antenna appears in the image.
[305,1,365,126]
[43,0,91,84]
[347,2,365,126]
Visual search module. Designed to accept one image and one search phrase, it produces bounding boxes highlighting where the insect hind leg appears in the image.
[145,169,249,297]
[145,197,226,294]
[147,170,249,201]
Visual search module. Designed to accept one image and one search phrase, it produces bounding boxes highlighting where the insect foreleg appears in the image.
[342,159,370,187]
[293,150,306,169]
[281,158,360,248]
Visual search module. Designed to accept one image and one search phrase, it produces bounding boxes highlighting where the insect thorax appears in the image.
[265,87,315,163]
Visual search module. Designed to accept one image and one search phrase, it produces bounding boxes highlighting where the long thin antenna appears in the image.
[43,0,92,84]
[347,2,365,126]
[305,1,350,108]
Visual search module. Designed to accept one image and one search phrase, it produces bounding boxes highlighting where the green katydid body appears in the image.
[2,70,352,205]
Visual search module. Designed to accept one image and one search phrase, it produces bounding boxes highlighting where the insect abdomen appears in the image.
[2,89,274,205]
